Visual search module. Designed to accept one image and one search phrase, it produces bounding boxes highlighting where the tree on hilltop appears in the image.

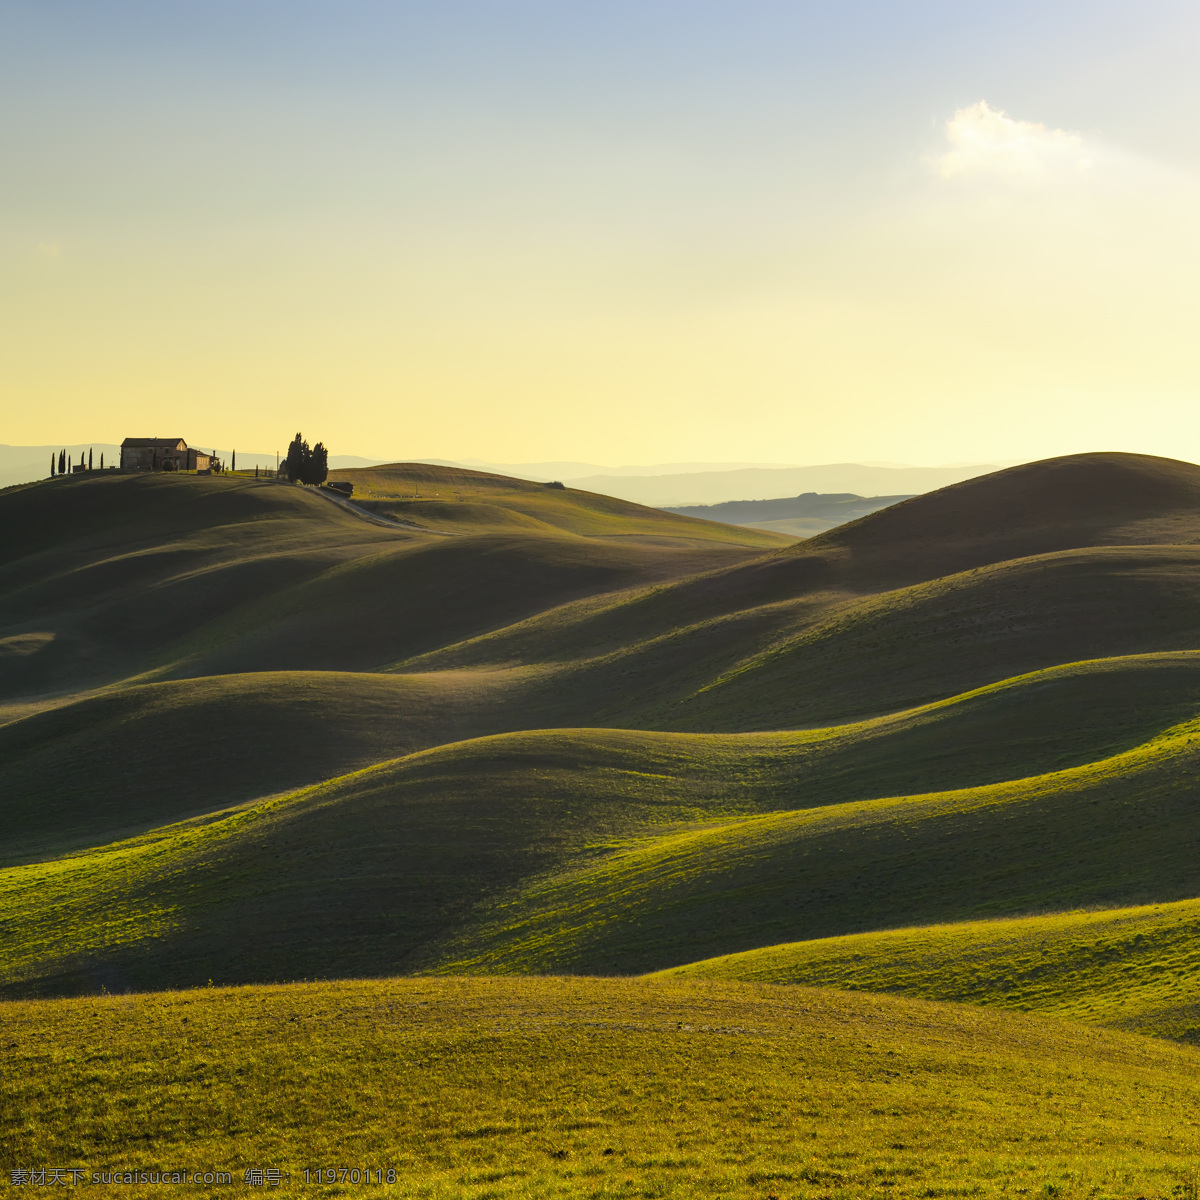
[283,433,329,484]
[284,433,309,482]
[303,442,329,486]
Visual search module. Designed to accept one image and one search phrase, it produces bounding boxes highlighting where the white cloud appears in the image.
[932,101,1092,180]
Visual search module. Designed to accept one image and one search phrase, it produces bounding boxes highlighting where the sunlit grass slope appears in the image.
[653,899,1200,1043]
[666,545,1200,727]
[0,469,384,573]
[428,713,1200,976]
[331,461,793,547]
[1,727,784,995]
[8,658,1200,995]
[404,546,1200,730]
[5,977,1200,1200]
[12,649,1199,868]
[12,452,1200,1009]
[467,451,1200,667]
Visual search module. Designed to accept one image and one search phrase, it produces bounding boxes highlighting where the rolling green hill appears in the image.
[654,899,1200,1042]
[13,450,1200,1196]
[330,461,793,547]
[0,669,536,864]
[9,649,1200,865]
[394,454,1200,729]
[0,468,776,704]
[7,655,1200,995]
[400,543,1200,730]
[9,450,1200,1049]
[8,977,1200,1200]
[423,712,1200,977]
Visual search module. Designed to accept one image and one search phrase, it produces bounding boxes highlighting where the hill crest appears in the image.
[805,451,1200,561]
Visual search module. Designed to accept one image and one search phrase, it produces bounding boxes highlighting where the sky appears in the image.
[4,0,1200,466]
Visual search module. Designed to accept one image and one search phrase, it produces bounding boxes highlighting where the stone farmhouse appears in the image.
[120,438,213,472]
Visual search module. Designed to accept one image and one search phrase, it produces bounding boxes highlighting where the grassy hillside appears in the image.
[0,469,772,704]
[786,450,1200,585]
[386,454,1200,732]
[8,655,1200,995]
[162,532,716,680]
[10,451,1200,1019]
[15,451,1200,1200]
[0,669,538,864]
[11,453,1200,723]
[331,461,793,547]
[5,977,1200,1200]
[664,545,1200,727]
[428,716,1200,976]
[403,544,1200,729]
[0,473,416,699]
[12,651,1198,866]
[655,899,1200,1042]
[1,726,778,995]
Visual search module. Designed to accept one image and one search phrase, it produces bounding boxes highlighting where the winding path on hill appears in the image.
[306,481,457,534]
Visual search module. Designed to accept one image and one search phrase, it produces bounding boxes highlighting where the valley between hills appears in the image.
[4,452,1200,1198]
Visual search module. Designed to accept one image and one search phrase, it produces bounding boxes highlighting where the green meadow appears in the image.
[5,977,1200,1200]
[656,898,1200,1041]
[7,452,1200,1194]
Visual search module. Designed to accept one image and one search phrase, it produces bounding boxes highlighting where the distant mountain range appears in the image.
[0,444,999,503]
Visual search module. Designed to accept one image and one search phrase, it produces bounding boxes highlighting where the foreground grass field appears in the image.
[4,976,1200,1200]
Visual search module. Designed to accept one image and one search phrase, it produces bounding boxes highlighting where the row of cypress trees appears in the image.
[282,433,329,485]
[50,448,102,476]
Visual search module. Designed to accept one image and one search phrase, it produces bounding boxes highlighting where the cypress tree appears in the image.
[58,449,65,474]
[50,454,55,477]
[284,433,308,483]
[100,452,105,469]
[304,442,329,486]
[88,448,93,470]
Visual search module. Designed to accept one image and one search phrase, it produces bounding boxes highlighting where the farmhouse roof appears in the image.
[121,437,188,449]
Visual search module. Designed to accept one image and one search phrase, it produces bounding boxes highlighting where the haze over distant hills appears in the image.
[550,463,999,506]
[0,443,999,503]
[398,458,1002,505]
[667,492,915,538]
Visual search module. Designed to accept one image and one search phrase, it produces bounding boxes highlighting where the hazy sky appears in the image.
[4,1,1200,465]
